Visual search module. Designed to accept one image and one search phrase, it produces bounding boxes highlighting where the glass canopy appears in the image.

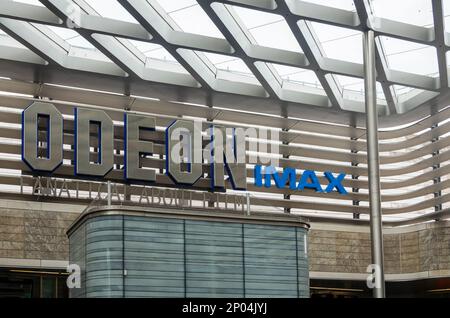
[0,0,448,115]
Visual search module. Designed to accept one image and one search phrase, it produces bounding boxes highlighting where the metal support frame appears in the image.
[431,0,446,217]
[206,92,216,208]
[350,119,361,220]
[282,122,291,213]
[354,0,399,115]
[430,103,443,214]
[363,30,386,298]
[432,121,442,213]
[0,0,448,115]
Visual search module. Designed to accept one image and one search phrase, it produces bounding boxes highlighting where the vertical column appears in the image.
[431,121,442,213]
[363,30,386,298]
[206,92,215,208]
[124,80,131,202]
[281,105,291,214]
[283,123,291,213]
[350,119,360,219]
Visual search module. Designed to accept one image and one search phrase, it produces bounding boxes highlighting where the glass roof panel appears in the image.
[156,0,197,13]
[1,0,443,115]
[369,0,434,27]
[43,25,111,62]
[271,64,323,89]
[310,22,363,63]
[127,39,178,62]
[144,47,178,62]
[202,52,254,77]
[335,75,364,94]
[47,26,79,41]
[380,36,438,76]
[231,6,303,53]
[229,6,281,29]
[393,85,416,96]
[13,0,43,5]
[164,4,224,38]
[444,0,450,33]
[84,0,138,23]
[335,75,385,100]
[47,26,96,50]
[300,0,356,11]
[112,37,190,74]
[66,36,97,50]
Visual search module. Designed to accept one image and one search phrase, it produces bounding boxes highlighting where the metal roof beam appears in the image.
[39,0,202,88]
[200,1,333,106]
[275,0,344,109]
[0,0,61,25]
[285,0,360,29]
[372,17,435,46]
[0,35,46,65]
[0,1,438,92]
[354,0,398,114]
[211,0,278,11]
[432,0,449,91]
[117,0,228,92]
[1,1,308,69]
[198,1,279,98]
[0,18,125,76]
[208,0,445,93]
[0,0,445,114]
[214,0,443,46]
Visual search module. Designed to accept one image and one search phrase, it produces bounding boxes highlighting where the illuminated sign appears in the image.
[21,102,347,195]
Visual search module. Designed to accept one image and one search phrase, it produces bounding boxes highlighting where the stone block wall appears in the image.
[0,199,450,279]
[0,201,82,266]
[308,230,371,273]
[309,222,450,276]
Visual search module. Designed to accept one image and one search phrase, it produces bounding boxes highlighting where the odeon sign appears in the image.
[21,102,347,195]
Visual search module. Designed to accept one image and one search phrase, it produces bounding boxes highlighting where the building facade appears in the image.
[1,0,450,298]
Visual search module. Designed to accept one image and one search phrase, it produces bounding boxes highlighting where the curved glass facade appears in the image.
[69,210,309,298]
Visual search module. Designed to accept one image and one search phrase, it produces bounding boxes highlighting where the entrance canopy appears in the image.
[0,0,449,120]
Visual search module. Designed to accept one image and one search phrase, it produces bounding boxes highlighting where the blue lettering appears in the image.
[263,166,297,190]
[253,165,347,195]
[324,172,347,194]
[297,170,323,192]
[254,165,263,187]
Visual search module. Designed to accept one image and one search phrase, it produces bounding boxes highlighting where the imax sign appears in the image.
[21,102,347,195]
[254,166,347,194]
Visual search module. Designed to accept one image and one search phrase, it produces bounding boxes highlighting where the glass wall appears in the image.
[125,217,185,297]
[69,215,309,298]
[0,269,69,298]
[185,220,244,297]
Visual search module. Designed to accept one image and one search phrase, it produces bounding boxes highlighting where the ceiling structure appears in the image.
[0,0,449,117]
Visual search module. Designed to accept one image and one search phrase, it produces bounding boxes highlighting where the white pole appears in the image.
[363,30,386,298]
